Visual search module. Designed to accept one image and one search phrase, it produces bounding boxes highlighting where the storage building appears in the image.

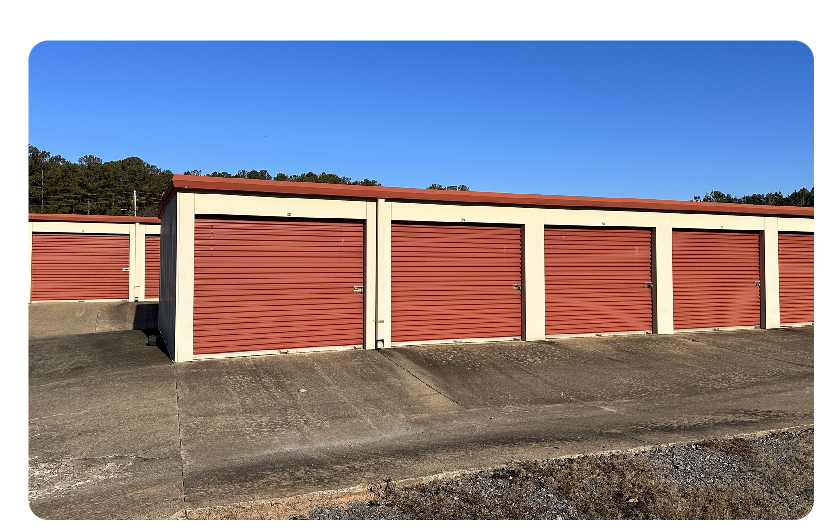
[158,175,813,362]
[28,214,162,302]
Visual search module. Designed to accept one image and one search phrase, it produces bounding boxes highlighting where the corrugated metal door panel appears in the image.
[31,233,130,301]
[672,230,761,330]
[391,223,522,343]
[545,228,653,335]
[192,218,364,356]
[144,235,160,300]
[778,233,813,324]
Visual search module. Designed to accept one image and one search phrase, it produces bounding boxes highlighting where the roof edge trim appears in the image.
[29,214,161,224]
[159,175,814,218]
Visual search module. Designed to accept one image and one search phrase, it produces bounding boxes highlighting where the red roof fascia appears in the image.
[29,213,161,224]
[160,174,814,218]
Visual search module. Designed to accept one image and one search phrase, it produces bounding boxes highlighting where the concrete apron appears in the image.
[28,323,814,519]
[28,301,158,338]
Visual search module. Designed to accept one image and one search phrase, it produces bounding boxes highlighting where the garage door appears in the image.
[391,223,522,343]
[144,235,160,300]
[31,233,130,301]
[193,217,364,356]
[545,228,653,335]
[778,233,813,324]
[672,230,761,330]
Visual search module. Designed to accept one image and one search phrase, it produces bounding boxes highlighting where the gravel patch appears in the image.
[187,426,813,520]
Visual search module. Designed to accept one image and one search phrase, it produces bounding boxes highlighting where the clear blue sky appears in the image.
[28,41,813,200]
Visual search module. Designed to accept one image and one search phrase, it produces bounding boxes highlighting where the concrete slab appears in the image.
[28,323,813,518]
[28,330,181,519]
[29,302,158,339]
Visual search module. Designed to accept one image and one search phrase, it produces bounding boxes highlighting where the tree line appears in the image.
[182,169,381,187]
[28,146,383,216]
[28,145,812,216]
[692,188,813,207]
[29,146,173,217]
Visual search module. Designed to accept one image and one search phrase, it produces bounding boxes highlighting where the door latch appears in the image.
[644,282,653,288]
[353,286,364,293]
[513,284,522,291]
[753,281,761,287]
[122,268,130,272]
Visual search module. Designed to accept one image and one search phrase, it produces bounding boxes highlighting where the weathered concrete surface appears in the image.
[28,321,813,519]
[28,330,181,519]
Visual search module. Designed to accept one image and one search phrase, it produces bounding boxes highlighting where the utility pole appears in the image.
[134,190,137,216]
[41,169,44,211]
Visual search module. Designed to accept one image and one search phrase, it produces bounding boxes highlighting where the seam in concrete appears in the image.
[378,350,466,409]
[173,366,187,510]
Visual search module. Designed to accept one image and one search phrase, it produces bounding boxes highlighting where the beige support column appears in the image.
[761,218,780,329]
[522,212,546,340]
[128,223,137,302]
[175,192,195,362]
[135,223,146,301]
[364,201,378,350]
[375,199,392,348]
[28,221,33,303]
[653,217,674,334]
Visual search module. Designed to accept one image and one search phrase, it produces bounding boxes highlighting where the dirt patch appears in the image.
[183,491,378,520]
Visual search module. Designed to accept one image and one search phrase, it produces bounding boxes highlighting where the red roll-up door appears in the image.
[144,235,160,300]
[778,233,813,324]
[31,233,130,301]
[391,223,522,343]
[192,217,364,356]
[545,228,653,335]
[672,230,761,330]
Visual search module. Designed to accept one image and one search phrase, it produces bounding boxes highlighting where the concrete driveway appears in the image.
[28,308,813,519]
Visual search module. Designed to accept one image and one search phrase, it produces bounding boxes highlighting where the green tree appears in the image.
[693,190,737,203]
[427,183,469,191]
[28,145,382,216]
[291,172,346,184]
[245,170,272,180]
[692,187,812,207]
[785,187,814,207]
[77,155,104,214]
[48,155,81,214]
[352,178,382,186]
[28,146,50,213]
[29,146,85,214]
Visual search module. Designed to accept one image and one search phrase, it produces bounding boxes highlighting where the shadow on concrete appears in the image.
[135,306,169,361]
[140,327,171,360]
[132,303,159,331]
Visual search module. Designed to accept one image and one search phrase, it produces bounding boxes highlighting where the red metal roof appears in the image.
[29,213,161,224]
[160,174,814,218]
